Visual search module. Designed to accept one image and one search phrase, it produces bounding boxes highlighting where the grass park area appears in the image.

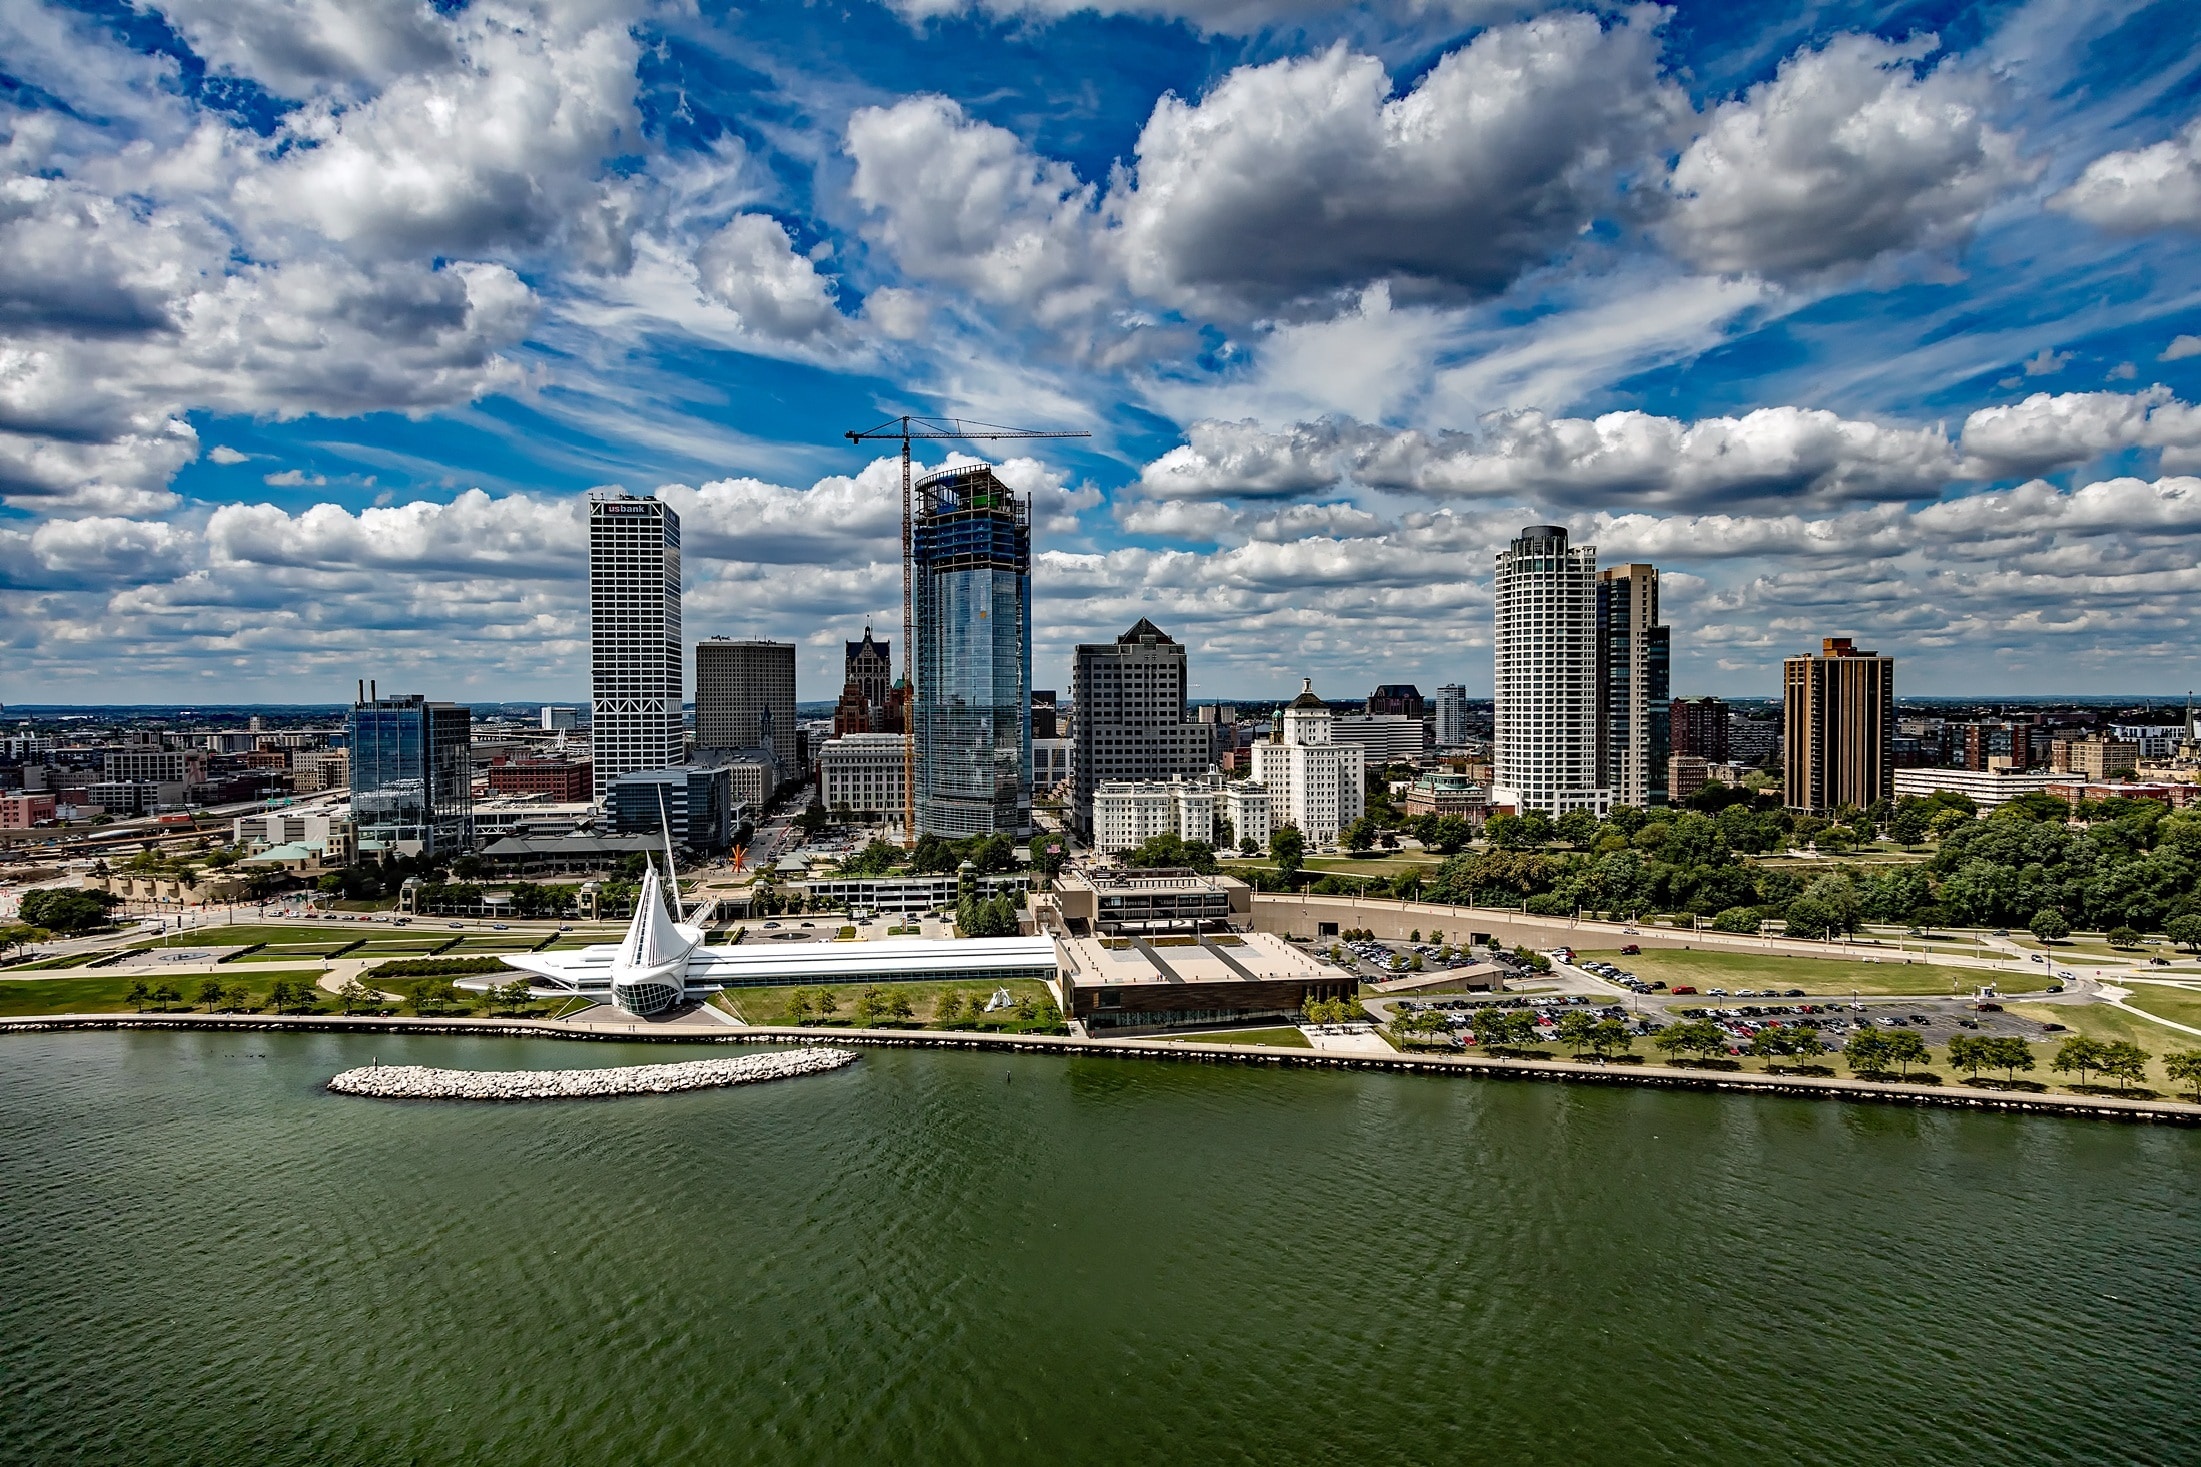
[2005,1001,2199,1091]
[1574,947,2008,997]
[1155,1025,1313,1049]
[2116,984,2201,1033]
[718,977,1057,1029]
[0,971,332,1017]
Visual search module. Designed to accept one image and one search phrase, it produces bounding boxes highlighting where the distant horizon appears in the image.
[4,693,2192,717]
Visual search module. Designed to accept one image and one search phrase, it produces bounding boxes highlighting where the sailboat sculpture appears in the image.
[485,859,706,1016]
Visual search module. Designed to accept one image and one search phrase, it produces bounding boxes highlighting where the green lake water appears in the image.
[2,1031,2196,1464]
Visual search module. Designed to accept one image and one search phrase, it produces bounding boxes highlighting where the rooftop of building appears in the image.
[1055,866,1249,894]
[1057,929,1324,988]
[1286,677,1328,711]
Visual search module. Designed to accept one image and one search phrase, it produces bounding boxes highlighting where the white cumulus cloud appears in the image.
[2051,117,2201,233]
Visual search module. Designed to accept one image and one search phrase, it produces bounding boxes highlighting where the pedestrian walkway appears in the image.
[1300,1023,1395,1055]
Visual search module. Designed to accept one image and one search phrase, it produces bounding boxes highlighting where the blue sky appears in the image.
[2,0,2200,705]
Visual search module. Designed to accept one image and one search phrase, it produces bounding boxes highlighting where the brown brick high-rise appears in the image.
[1783,638,1893,815]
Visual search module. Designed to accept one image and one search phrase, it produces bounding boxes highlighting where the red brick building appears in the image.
[488,760,593,801]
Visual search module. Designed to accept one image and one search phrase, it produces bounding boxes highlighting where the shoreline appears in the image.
[5,1012,2196,1126]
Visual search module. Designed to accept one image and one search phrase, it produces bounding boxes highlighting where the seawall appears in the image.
[5,1012,2196,1126]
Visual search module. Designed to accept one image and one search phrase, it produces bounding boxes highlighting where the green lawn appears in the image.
[2116,986,2201,1034]
[2006,1001,2198,1091]
[1155,1025,1313,1049]
[0,971,335,1017]
[718,977,1056,1028]
[1574,947,1995,996]
[2,950,118,971]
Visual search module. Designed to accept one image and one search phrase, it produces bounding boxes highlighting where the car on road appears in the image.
[491,924,509,930]
[448,922,463,929]
[2151,956,2173,966]
[1619,944,1640,955]
[1670,985,1697,995]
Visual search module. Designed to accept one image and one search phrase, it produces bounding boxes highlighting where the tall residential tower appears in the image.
[1783,638,1895,814]
[1492,525,1607,817]
[588,491,682,804]
[1596,563,1671,808]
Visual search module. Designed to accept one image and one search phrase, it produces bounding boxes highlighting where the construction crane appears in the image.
[843,415,1091,848]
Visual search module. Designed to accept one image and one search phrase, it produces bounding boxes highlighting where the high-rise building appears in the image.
[1367,684,1425,717]
[1492,525,1606,817]
[1434,684,1468,749]
[349,689,471,856]
[1783,638,1894,814]
[588,490,682,804]
[539,706,577,731]
[845,626,892,713]
[695,638,796,786]
[1030,690,1061,740]
[603,764,736,852]
[1070,618,1210,838]
[1670,696,1728,761]
[913,463,1031,838]
[1251,678,1365,844]
[1596,563,1671,808]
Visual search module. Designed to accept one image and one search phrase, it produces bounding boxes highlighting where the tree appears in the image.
[2098,1039,2149,1092]
[885,990,914,1022]
[19,888,119,934]
[126,979,151,1013]
[1586,1018,1634,1061]
[197,977,227,1013]
[0,922,45,960]
[2164,1049,2201,1102]
[1269,825,1305,883]
[152,983,182,1012]
[1556,1010,1597,1053]
[1984,1036,2035,1082]
[1844,1028,1892,1075]
[223,982,253,1013]
[1653,1018,1727,1063]
[935,991,965,1025]
[336,977,373,1016]
[851,986,880,1026]
[2106,926,2143,950]
[2029,909,2071,943]
[2051,1036,2104,1085]
[786,989,815,1024]
[1882,1029,1928,1077]
[808,987,839,1021]
[1947,1033,1988,1078]
[1555,808,1600,849]
[2166,915,2201,955]
[1340,816,1378,855]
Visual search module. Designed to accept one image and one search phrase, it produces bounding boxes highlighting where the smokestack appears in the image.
[370,679,377,702]
[357,680,364,705]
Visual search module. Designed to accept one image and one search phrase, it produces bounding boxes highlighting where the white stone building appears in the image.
[819,734,908,831]
[1250,679,1365,845]
[1222,781,1272,853]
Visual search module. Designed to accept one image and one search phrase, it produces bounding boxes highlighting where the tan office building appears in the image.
[1783,638,1894,814]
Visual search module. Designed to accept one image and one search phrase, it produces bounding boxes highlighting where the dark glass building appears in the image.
[348,690,471,856]
[604,764,735,852]
[1596,565,1672,807]
[913,462,1031,838]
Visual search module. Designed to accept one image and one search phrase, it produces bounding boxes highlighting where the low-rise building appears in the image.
[1049,866,1252,936]
[1331,713,1429,766]
[604,764,736,852]
[488,759,593,801]
[797,871,1028,916]
[818,733,908,829]
[1401,770,1489,819]
[101,747,208,785]
[1221,781,1271,854]
[233,808,353,860]
[1,792,57,828]
[291,749,350,793]
[1892,767,2059,811]
[1051,928,1350,1034]
[2051,737,2139,781]
[1667,754,1711,804]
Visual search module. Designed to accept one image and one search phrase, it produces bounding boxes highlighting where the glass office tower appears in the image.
[589,490,682,805]
[912,463,1031,838]
[349,691,471,856]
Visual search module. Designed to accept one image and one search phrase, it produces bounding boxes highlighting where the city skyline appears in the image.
[4,1,2201,704]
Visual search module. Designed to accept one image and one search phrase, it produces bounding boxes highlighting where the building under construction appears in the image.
[912,462,1031,838]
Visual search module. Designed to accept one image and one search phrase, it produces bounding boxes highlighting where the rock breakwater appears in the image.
[328,1046,857,1100]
